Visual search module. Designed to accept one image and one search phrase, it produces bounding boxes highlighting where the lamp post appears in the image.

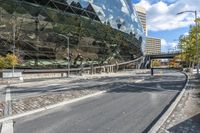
[57,33,70,77]
[177,11,199,75]
[10,13,16,77]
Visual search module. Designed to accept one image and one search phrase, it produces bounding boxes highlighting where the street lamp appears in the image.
[10,13,16,77]
[177,10,200,75]
[56,33,70,77]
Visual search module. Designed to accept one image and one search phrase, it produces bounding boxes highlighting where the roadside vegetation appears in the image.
[0,54,18,69]
[175,21,200,69]
[0,0,143,69]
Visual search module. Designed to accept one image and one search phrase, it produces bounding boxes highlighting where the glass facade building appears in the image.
[0,0,144,68]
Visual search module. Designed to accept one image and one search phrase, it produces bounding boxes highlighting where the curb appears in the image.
[0,84,126,123]
[148,72,189,133]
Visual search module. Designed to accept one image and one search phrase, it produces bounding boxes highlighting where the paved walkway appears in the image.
[158,74,200,133]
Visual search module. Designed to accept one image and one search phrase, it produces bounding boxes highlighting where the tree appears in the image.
[4,54,18,68]
[178,24,200,68]
[0,56,5,69]
[152,60,161,67]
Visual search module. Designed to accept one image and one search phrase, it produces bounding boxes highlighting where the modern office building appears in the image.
[0,0,145,68]
[135,5,161,55]
[145,37,161,55]
[135,5,147,36]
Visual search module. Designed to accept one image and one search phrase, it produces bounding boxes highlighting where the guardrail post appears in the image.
[91,63,94,75]
[115,63,119,73]
[80,63,83,76]
[94,67,96,74]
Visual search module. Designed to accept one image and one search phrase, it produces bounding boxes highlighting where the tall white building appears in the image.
[135,5,147,36]
[135,5,161,55]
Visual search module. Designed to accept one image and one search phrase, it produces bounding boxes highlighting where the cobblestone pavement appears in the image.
[0,102,4,118]
[158,75,200,133]
[11,83,119,115]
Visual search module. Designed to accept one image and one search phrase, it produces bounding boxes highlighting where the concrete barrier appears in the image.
[21,69,150,80]
[0,71,23,83]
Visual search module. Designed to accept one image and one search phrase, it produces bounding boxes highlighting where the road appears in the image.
[0,71,149,101]
[9,70,186,133]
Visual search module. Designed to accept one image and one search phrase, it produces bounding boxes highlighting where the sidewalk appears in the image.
[158,74,200,133]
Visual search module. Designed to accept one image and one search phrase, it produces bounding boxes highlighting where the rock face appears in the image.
[0,0,144,69]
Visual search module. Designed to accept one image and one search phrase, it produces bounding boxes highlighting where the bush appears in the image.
[0,54,18,69]
[0,56,5,69]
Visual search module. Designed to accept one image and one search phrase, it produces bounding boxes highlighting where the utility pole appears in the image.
[67,36,70,77]
[35,17,39,67]
[12,14,16,77]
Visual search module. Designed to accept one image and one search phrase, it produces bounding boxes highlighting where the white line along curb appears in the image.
[1,87,14,133]
[148,72,189,133]
[0,84,127,123]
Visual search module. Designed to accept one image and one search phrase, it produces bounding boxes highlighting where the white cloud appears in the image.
[184,31,189,36]
[161,39,179,52]
[161,39,167,46]
[135,0,200,31]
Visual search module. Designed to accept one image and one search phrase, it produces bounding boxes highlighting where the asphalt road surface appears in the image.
[0,85,6,102]
[1,71,149,101]
[11,70,186,133]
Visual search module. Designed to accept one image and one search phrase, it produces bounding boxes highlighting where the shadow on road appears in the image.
[7,74,186,96]
[169,113,200,133]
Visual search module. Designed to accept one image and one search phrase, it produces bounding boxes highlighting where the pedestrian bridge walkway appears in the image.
[146,52,182,59]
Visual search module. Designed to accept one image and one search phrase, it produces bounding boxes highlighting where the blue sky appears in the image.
[132,0,200,52]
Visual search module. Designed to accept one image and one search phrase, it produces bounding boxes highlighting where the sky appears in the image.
[132,0,200,52]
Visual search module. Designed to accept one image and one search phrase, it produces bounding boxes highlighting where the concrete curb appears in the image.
[148,72,189,133]
[0,84,126,123]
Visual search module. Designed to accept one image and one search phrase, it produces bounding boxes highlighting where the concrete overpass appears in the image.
[146,52,182,59]
[141,52,182,69]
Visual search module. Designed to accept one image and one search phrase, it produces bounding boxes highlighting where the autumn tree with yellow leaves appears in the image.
[0,54,18,69]
[178,23,200,68]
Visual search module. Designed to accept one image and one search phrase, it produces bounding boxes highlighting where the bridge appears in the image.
[140,51,182,69]
[146,51,182,59]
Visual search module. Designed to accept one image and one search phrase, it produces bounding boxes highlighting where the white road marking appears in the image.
[5,88,11,101]
[135,79,144,83]
[1,120,13,133]
[1,87,14,133]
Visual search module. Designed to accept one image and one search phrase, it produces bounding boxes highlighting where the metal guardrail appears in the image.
[4,56,143,74]
[1,57,146,80]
